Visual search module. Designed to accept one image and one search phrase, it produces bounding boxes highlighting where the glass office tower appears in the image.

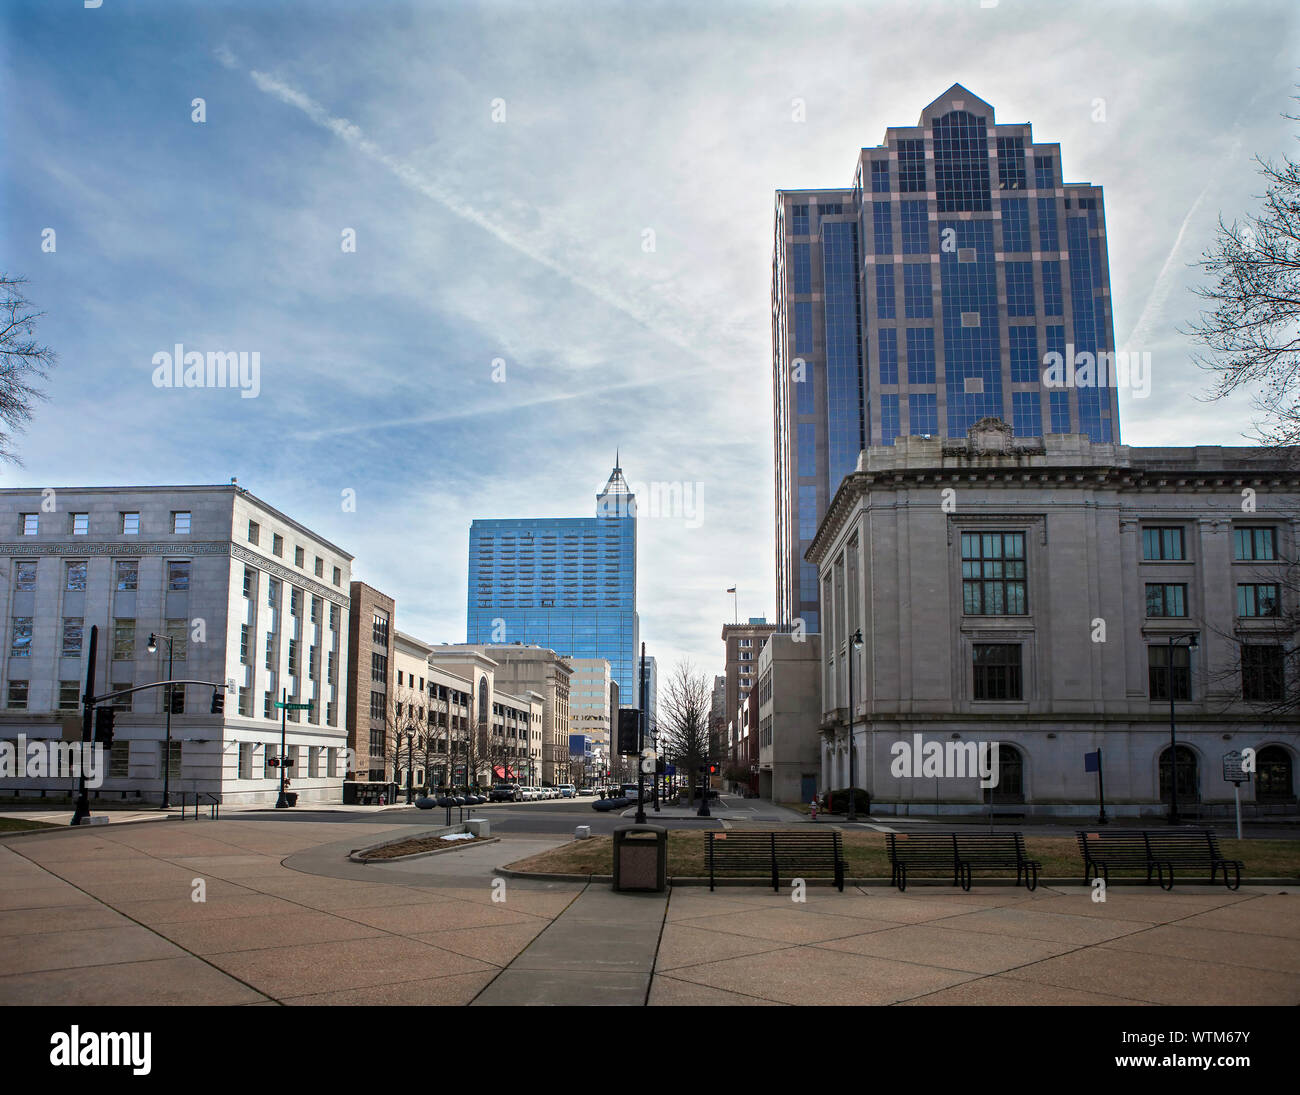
[773,84,1120,630]
[467,464,639,705]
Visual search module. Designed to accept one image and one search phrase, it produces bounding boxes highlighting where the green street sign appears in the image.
[275,701,313,711]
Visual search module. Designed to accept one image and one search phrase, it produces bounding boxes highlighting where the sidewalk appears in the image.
[2,816,1296,1006]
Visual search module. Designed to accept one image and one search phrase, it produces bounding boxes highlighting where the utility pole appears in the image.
[70,626,99,826]
[635,642,647,824]
[276,686,289,808]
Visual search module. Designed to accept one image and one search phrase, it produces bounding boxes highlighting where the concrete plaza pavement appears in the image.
[1,816,1297,1006]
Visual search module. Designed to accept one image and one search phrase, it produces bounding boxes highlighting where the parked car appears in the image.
[558,784,576,798]
[489,784,521,802]
[523,786,540,801]
[576,787,595,796]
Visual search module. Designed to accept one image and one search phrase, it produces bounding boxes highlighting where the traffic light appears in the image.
[94,706,115,747]
[708,763,717,776]
[210,690,225,715]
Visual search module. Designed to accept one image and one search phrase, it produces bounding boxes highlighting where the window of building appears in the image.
[248,520,260,545]
[164,618,187,661]
[1145,583,1187,618]
[372,611,389,647]
[61,618,83,657]
[242,566,256,598]
[1237,584,1280,618]
[264,692,274,719]
[1234,527,1276,561]
[369,691,385,720]
[1148,645,1191,701]
[71,512,89,535]
[961,532,1027,615]
[371,651,388,682]
[20,513,37,536]
[111,681,132,711]
[167,560,190,591]
[268,578,279,606]
[288,638,300,676]
[58,680,80,710]
[116,560,138,591]
[897,138,926,192]
[10,617,33,658]
[333,566,341,587]
[65,561,87,592]
[272,534,284,557]
[265,634,275,670]
[1142,527,1185,561]
[294,546,305,567]
[1158,745,1197,805]
[314,557,324,578]
[172,511,191,535]
[112,619,135,660]
[263,743,277,778]
[166,684,184,715]
[14,561,36,591]
[240,624,250,664]
[327,650,336,685]
[109,741,129,778]
[310,596,320,624]
[238,686,252,717]
[7,680,28,708]
[238,742,255,779]
[290,588,302,617]
[1256,746,1294,803]
[1241,645,1284,702]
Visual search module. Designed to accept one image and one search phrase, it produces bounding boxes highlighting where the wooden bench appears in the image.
[886,832,1041,892]
[1076,830,1243,891]
[706,831,845,892]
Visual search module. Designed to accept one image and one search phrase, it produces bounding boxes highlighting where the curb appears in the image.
[350,836,500,864]
[492,867,1298,888]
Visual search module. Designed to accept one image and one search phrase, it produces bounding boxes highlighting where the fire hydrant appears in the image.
[809,797,819,823]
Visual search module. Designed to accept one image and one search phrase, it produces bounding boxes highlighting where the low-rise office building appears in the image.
[807,423,1299,817]
[756,632,822,805]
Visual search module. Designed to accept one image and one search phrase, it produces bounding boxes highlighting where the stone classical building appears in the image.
[756,632,822,805]
[0,484,352,806]
[807,424,1299,817]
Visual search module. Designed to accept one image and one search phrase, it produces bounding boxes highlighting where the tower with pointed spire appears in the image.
[772,84,1119,631]
[467,461,639,729]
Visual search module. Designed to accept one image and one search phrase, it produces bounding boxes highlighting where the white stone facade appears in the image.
[807,430,1300,817]
[0,485,352,806]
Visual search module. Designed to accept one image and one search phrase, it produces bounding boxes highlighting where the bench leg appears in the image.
[897,864,907,893]
[1026,864,1038,893]
[958,862,972,892]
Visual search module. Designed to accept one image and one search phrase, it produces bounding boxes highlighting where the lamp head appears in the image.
[147,633,158,654]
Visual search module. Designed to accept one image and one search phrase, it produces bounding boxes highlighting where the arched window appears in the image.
[991,743,1024,803]
[478,676,488,725]
[1159,746,1199,804]
[1257,746,1295,803]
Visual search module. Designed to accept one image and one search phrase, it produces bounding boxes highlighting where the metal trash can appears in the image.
[612,824,667,892]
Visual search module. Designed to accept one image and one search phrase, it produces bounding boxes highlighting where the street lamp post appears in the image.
[1167,632,1199,826]
[146,633,175,809]
[847,628,863,823]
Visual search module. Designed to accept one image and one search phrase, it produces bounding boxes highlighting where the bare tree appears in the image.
[1188,93,1300,447]
[657,660,716,802]
[0,275,58,464]
[386,683,425,797]
[1204,550,1299,719]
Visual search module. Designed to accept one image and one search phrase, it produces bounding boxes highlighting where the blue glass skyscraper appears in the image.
[773,84,1120,630]
[467,464,639,705]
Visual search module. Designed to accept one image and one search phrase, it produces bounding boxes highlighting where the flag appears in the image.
[726,586,736,593]
[1084,750,1100,773]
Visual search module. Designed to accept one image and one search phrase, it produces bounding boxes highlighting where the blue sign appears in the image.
[665,764,676,776]
[1084,750,1100,773]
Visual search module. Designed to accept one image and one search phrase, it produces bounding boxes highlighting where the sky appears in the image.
[1,0,1297,678]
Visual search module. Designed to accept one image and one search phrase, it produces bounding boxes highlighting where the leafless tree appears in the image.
[386,683,425,794]
[1188,92,1300,448]
[657,660,717,801]
[0,275,58,464]
[1204,550,1299,719]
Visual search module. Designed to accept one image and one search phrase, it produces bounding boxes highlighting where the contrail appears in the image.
[237,63,706,361]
